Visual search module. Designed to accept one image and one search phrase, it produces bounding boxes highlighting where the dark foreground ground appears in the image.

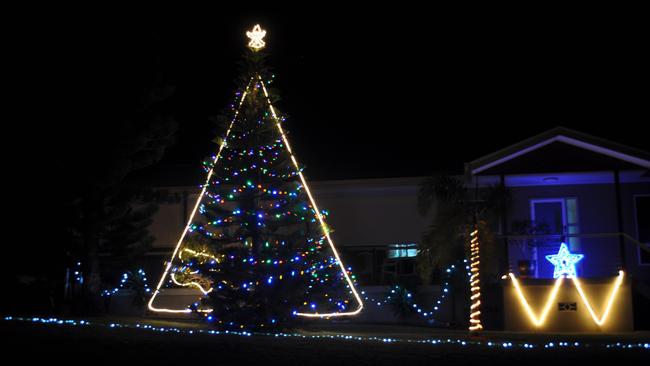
[1,317,648,365]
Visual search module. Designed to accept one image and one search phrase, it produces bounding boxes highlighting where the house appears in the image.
[134,127,648,329]
[465,127,649,331]
[137,177,434,320]
[142,176,430,286]
[466,127,649,279]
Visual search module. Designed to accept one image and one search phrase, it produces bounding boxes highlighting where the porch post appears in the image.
[614,170,626,270]
[371,247,377,285]
[500,174,510,273]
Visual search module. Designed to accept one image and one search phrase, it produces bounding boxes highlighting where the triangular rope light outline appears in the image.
[148,75,364,317]
[508,271,625,327]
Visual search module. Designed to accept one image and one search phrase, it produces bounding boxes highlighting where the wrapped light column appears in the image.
[469,227,483,331]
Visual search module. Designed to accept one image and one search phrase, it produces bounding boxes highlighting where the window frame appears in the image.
[634,194,650,266]
[529,197,581,278]
[529,198,567,234]
[386,243,418,259]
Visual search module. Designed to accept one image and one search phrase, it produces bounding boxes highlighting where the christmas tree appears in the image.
[148,25,363,329]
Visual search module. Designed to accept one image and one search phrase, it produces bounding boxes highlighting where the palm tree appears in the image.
[417,175,509,284]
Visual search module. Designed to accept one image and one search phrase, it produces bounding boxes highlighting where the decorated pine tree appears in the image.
[148,25,363,329]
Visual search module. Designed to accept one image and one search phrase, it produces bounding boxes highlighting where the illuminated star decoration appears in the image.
[246,24,266,51]
[545,243,584,278]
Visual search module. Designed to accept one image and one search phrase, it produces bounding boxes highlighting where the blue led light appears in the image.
[545,243,584,278]
[4,315,646,351]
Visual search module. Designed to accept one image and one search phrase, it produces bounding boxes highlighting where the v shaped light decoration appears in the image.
[508,271,625,327]
[572,271,624,326]
[509,273,564,327]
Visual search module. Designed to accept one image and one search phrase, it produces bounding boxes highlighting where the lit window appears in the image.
[387,243,418,258]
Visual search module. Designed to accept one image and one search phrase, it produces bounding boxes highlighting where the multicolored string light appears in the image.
[147,80,252,314]
[147,25,363,321]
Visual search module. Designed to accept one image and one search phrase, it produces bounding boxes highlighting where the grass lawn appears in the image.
[2,316,648,365]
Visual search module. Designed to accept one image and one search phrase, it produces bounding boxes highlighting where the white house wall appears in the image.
[147,177,432,250]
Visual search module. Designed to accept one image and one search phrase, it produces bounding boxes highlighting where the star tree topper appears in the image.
[246,24,266,51]
[545,243,584,278]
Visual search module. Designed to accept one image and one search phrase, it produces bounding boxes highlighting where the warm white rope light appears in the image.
[246,24,266,51]
[170,273,213,295]
[147,82,252,314]
[468,228,483,331]
[148,25,363,317]
[572,271,624,326]
[178,248,221,263]
[508,271,625,327]
[258,76,364,317]
[509,273,564,327]
[147,73,364,317]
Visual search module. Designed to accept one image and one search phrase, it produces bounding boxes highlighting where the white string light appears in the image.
[360,261,470,320]
[4,316,647,350]
[102,269,151,297]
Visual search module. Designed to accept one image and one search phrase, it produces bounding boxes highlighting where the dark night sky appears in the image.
[12,9,649,184]
[3,6,648,279]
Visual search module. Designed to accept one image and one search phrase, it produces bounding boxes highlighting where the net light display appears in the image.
[147,25,363,324]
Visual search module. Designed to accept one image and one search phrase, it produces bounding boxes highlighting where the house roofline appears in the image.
[466,127,650,175]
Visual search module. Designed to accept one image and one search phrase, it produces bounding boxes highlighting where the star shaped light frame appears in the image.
[246,24,266,51]
[545,242,584,278]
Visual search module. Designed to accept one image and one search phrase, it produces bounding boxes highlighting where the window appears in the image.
[531,199,565,234]
[387,243,418,258]
[530,198,580,247]
[635,195,650,265]
[530,198,580,278]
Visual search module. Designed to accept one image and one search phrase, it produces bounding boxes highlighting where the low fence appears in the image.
[500,232,649,279]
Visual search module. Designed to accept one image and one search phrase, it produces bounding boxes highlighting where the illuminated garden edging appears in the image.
[4,316,649,350]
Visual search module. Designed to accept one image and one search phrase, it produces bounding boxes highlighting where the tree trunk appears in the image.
[81,193,104,314]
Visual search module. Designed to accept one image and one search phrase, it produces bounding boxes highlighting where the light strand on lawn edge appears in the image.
[4,316,648,350]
